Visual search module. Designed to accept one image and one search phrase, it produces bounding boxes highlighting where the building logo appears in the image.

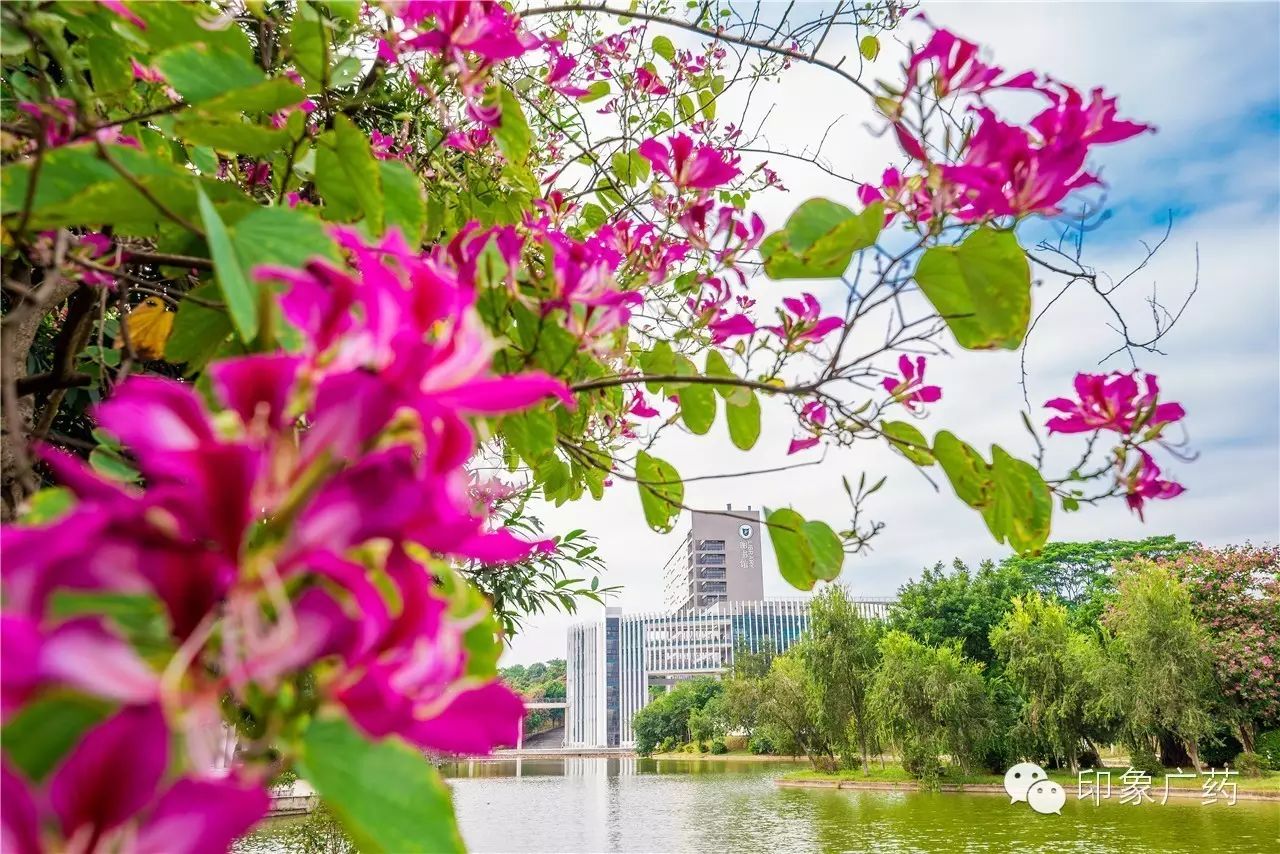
[1004,762,1063,815]
[738,524,752,540]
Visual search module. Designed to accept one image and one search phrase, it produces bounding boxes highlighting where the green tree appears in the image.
[871,631,992,779]
[990,594,1110,770]
[1102,560,1216,769]
[1002,536,1194,627]
[631,677,723,755]
[890,559,1030,672]
[758,652,835,769]
[800,586,884,772]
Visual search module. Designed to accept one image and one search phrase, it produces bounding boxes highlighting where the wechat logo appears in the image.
[1004,762,1065,815]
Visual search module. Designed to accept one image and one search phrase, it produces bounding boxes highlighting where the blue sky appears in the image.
[504,1,1280,664]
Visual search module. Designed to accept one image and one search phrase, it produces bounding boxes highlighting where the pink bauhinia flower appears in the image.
[637,133,741,191]
[882,354,942,411]
[544,42,590,97]
[628,389,660,419]
[17,99,77,148]
[1044,371,1184,435]
[906,24,1037,99]
[764,293,844,347]
[1030,82,1154,147]
[130,58,166,84]
[1121,449,1185,521]
[787,401,829,455]
[0,615,158,720]
[100,0,146,29]
[707,311,756,345]
[445,127,493,154]
[370,130,405,160]
[633,67,670,95]
[5,702,269,854]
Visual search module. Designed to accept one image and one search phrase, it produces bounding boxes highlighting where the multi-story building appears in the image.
[567,507,895,748]
[661,506,764,612]
[567,597,895,748]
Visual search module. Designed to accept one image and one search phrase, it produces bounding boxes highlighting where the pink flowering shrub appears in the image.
[1164,546,1280,740]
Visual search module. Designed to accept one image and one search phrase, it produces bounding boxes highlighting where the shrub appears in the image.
[1256,729,1280,770]
[724,735,748,752]
[697,741,709,753]
[901,744,944,789]
[658,736,677,754]
[1198,727,1243,769]
[1077,745,1102,770]
[748,734,775,755]
[1127,743,1163,777]
[711,740,728,755]
[1232,752,1267,778]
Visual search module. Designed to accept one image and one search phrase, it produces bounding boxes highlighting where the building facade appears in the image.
[566,596,896,748]
[661,506,764,612]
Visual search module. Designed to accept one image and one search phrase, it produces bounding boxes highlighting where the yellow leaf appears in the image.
[121,296,174,360]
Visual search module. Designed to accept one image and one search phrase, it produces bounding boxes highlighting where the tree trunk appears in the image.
[1158,732,1191,768]
[1238,721,1256,754]
[1,277,80,520]
[1185,739,1202,773]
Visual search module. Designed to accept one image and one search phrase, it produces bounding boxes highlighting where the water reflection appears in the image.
[239,758,1280,853]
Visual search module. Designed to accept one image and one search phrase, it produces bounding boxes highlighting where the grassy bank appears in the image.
[781,765,1280,793]
[648,749,806,762]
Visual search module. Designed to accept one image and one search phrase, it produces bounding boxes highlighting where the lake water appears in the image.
[240,757,1280,853]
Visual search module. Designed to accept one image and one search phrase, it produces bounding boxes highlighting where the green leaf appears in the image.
[198,78,308,115]
[0,144,252,233]
[196,183,257,341]
[187,145,219,175]
[983,446,1053,554]
[761,199,883,279]
[502,408,557,465]
[2,695,110,782]
[89,446,141,483]
[859,35,880,61]
[380,160,427,243]
[630,149,652,184]
[136,1,255,56]
[20,487,75,524]
[165,283,231,374]
[678,383,716,435]
[580,80,611,103]
[652,35,676,62]
[288,2,329,92]
[636,451,683,533]
[881,420,934,467]
[299,716,465,854]
[154,42,265,104]
[766,507,816,591]
[174,117,287,155]
[492,85,532,167]
[315,115,383,231]
[231,206,339,271]
[580,203,607,229]
[932,431,1052,555]
[677,94,697,123]
[932,430,991,508]
[611,150,642,188]
[87,36,131,93]
[724,391,761,450]
[697,88,717,121]
[704,350,749,404]
[803,520,844,582]
[914,226,1031,350]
